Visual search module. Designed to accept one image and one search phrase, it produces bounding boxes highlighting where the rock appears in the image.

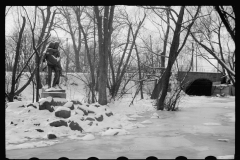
[36,129,44,132]
[27,103,38,109]
[71,99,82,105]
[69,121,83,132]
[77,105,95,115]
[39,97,54,112]
[75,110,84,116]
[77,106,88,116]
[88,121,93,126]
[52,98,68,106]
[47,133,57,139]
[88,109,95,114]
[221,93,225,97]
[94,104,100,108]
[55,107,71,119]
[95,114,103,122]
[85,117,95,121]
[105,112,113,117]
[49,120,68,127]
[63,102,74,110]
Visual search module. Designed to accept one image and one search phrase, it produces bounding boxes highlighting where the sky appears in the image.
[5,6,220,72]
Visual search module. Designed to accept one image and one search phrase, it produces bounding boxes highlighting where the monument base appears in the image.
[41,88,66,98]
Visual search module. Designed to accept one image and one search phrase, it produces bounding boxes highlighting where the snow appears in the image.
[150,112,159,119]
[218,139,229,142]
[217,155,234,159]
[56,106,70,111]
[81,134,95,140]
[6,140,61,150]
[100,128,130,136]
[5,73,235,158]
[203,123,221,126]
[225,112,235,122]
[141,120,153,124]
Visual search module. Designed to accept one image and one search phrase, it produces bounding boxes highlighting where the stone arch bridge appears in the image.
[177,71,223,94]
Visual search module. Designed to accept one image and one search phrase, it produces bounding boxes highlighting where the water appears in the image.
[6,98,235,159]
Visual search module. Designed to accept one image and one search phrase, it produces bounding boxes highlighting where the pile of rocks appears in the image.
[8,97,114,140]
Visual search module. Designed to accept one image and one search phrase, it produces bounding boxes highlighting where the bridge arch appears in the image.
[185,78,212,96]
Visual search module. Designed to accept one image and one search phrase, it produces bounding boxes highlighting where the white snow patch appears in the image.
[6,140,60,150]
[134,123,146,128]
[150,113,159,119]
[81,134,95,141]
[141,120,153,124]
[56,107,70,111]
[101,128,130,136]
[225,112,235,122]
[217,155,234,159]
[129,114,143,118]
[203,122,221,126]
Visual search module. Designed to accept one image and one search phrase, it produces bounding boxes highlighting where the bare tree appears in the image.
[214,6,235,44]
[107,7,146,99]
[6,11,51,102]
[23,6,56,101]
[145,6,201,110]
[56,6,83,72]
[191,6,235,85]
[94,6,115,105]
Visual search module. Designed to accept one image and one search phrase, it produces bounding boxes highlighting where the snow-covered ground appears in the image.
[6,73,235,159]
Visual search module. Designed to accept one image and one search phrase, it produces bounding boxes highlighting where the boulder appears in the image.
[39,97,54,112]
[69,121,83,132]
[85,117,95,121]
[95,114,103,122]
[27,102,38,109]
[77,105,95,115]
[77,106,88,116]
[105,111,113,117]
[71,99,82,105]
[88,110,95,114]
[94,104,100,108]
[75,110,84,116]
[47,133,57,139]
[49,120,68,127]
[88,121,93,126]
[55,107,71,119]
[36,129,44,132]
[52,98,68,106]
[63,102,74,110]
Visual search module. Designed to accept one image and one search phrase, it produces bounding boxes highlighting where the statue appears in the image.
[42,41,63,89]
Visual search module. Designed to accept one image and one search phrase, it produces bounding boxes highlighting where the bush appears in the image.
[162,72,186,111]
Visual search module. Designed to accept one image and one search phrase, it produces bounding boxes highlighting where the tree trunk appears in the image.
[65,38,70,74]
[151,7,170,99]
[135,43,143,99]
[35,6,52,102]
[95,6,115,105]
[9,16,26,102]
[157,6,185,110]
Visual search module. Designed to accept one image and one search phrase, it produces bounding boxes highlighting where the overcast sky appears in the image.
[5,6,220,72]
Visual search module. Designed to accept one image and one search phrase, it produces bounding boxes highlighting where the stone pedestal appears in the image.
[41,88,66,98]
